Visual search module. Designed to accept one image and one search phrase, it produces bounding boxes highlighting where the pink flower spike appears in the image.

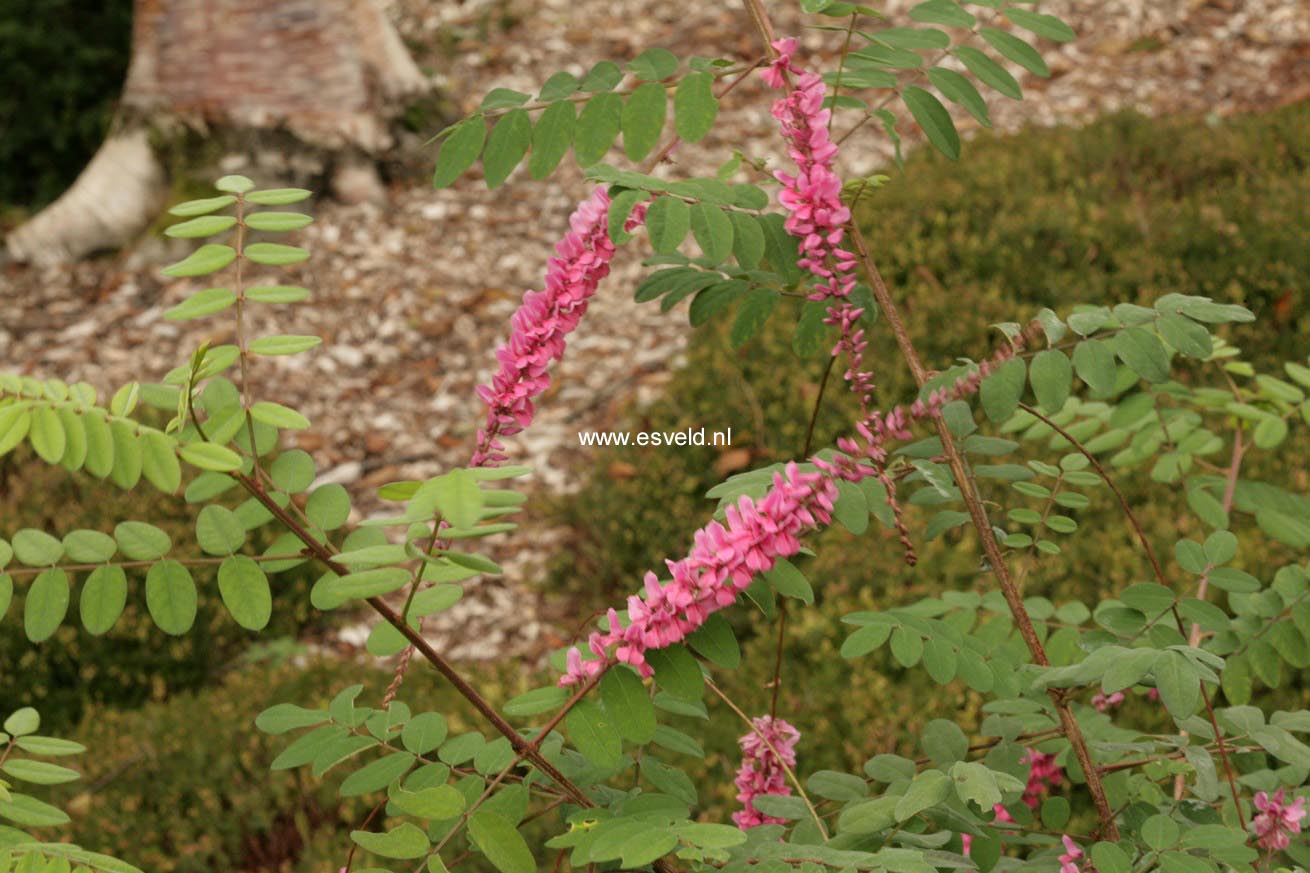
[732,715,801,828]
[472,186,643,467]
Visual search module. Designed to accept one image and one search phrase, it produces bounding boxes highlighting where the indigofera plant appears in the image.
[3,1,1310,872]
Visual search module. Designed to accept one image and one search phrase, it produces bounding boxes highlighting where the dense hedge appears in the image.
[0,0,133,210]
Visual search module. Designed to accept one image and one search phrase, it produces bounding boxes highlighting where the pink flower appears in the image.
[1022,749,1062,809]
[1059,835,1085,873]
[1091,690,1125,712]
[559,462,839,685]
[760,37,878,413]
[732,715,801,828]
[558,335,1034,687]
[472,186,646,467]
[1253,788,1307,852]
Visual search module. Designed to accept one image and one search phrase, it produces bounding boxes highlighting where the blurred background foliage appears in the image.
[0,0,133,211]
[2,105,1309,868]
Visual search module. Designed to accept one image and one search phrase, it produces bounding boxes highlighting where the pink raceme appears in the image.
[559,332,1035,687]
[732,715,802,828]
[561,461,839,685]
[761,37,880,415]
[1253,788,1306,852]
[472,186,646,467]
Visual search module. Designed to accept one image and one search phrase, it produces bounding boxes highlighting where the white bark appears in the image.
[6,0,428,265]
[4,130,166,266]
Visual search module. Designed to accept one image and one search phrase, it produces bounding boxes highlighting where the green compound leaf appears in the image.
[2,758,80,785]
[909,0,975,28]
[218,556,272,631]
[246,285,310,304]
[565,698,622,770]
[645,195,690,254]
[165,215,237,239]
[244,242,309,266]
[953,46,1022,100]
[80,565,128,636]
[339,751,416,797]
[113,521,171,561]
[25,568,70,642]
[528,100,577,180]
[483,109,532,189]
[581,60,623,91]
[926,67,991,127]
[901,86,959,160]
[244,211,313,232]
[979,27,1050,77]
[13,529,64,566]
[162,244,237,278]
[574,92,623,167]
[687,612,741,668]
[196,505,246,556]
[674,72,718,143]
[626,46,679,81]
[178,441,243,472]
[730,289,779,349]
[433,116,487,188]
[468,811,535,873]
[1004,8,1076,43]
[248,334,322,356]
[402,712,449,755]
[689,202,733,264]
[1072,339,1117,395]
[1029,349,1072,413]
[601,667,657,745]
[980,356,1026,422]
[250,400,311,430]
[169,194,236,217]
[1113,326,1171,383]
[622,82,667,162]
[165,287,237,321]
[351,822,430,860]
[62,529,116,563]
[246,188,312,205]
[145,559,198,635]
[646,643,703,701]
[216,174,254,193]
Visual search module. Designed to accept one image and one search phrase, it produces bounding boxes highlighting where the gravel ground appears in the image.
[2,0,1308,661]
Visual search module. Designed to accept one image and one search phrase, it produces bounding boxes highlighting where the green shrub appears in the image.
[0,447,325,730]
[51,653,522,873]
[544,106,1310,780]
[0,0,133,210]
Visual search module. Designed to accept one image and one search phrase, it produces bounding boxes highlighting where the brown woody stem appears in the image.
[846,224,1121,839]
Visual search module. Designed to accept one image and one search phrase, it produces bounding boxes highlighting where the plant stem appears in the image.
[846,223,1120,839]
[1014,401,1247,830]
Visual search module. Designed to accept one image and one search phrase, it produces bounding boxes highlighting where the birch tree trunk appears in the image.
[6,0,426,265]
